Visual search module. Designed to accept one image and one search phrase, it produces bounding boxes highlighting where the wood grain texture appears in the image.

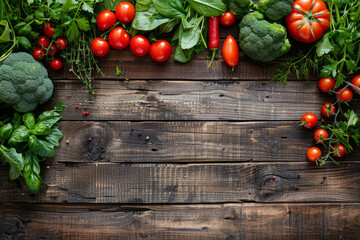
[1,163,360,203]
[42,80,358,121]
[54,121,359,163]
[1,203,359,240]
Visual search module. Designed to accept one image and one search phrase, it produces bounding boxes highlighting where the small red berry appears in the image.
[84,106,87,110]
[75,105,79,109]
[273,176,276,180]
[86,111,90,115]
[83,112,87,116]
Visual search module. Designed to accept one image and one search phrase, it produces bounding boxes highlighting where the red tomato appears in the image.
[301,113,318,129]
[37,36,50,48]
[222,35,239,67]
[32,49,45,61]
[351,75,360,93]
[47,45,58,56]
[55,38,67,50]
[96,10,117,31]
[130,35,150,57]
[150,40,172,62]
[286,0,330,43]
[116,2,135,23]
[50,59,63,70]
[42,22,55,37]
[91,38,110,57]
[333,144,346,157]
[321,103,336,118]
[307,147,322,162]
[318,77,335,93]
[314,129,328,144]
[336,88,353,103]
[108,27,130,50]
[220,12,235,27]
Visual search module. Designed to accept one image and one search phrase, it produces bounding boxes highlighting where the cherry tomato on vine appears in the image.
[333,144,346,157]
[91,38,110,57]
[55,38,67,50]
[130,35,150,57]
[42,22,55,37]
[307,147,322,162]
[37,36,50,48]
[47,45,58,56]
[116,2,135,23]
[32,49,45,61]
[150,40,172,62]
[321,103,336,118]
[96,10,117,31]
[222,35,239,67]
[300,113,318,129]
[351,75,360,93]
[220,12,235,27]
[318,77,335,93]
[336,88,353,103]
[108,27,130,50]
[314,129,328,144]
[50,59,63,70]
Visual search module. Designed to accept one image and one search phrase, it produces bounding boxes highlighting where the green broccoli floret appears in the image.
[239,11,291,62]
[257,0,294,21]
[228,0,255,18]
[0,52,53,112]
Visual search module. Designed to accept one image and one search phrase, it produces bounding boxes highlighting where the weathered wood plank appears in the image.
[1,203,359,240]
[1,163,360,203]
[42,80,356,121]
[55,121,359,163]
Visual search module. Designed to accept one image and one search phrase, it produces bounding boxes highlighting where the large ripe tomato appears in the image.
[37,36,50,48]
[108,27,130,50]
[97,10,117,31]
[220,12,235,27]
[130,35,150,57]
[318,77,335,93]
[301,113,318,129]
[321,103,336,118]
[116,2,135,23]
[336,88,353,103]
[91,38,110,57]
[32,49,45,61]
[333,144,346,157]
[351,75,360,93]
[50,59,63,70]
[314,129,328,144]
[286,0,330,43]
[222,35,239,67]
[150,40,172,62]
[307,147,322,162]
[42,22,55,37]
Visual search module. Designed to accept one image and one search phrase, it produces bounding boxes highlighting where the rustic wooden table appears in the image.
[1,26,360,239]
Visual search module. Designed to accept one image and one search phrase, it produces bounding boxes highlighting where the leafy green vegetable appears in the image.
[186,0,226,17]
[153,0,186,19]
[132,6,170,31]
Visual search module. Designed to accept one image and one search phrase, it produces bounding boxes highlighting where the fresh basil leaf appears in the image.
[174,44,195,63]
[54,102,65,112]
[158,19,181,34]
[28,135,39,153]
[11,112,22,129]
[135,0,152,12]
[186,0,226,17]
[23,113,36,129]
[9,125,29,144]
[180,17,203,49]
[9,164,21,180]
[0,123,12,142]
[153,0,186,19]
[0,145,24,173]
[37,111,62,128]
[29,122,52,136]
[132,6,170,31]
[43,124,63,147]
[36,138,55,158]
[23,153,41,194]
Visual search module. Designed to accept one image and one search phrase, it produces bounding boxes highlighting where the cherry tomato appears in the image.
[32,49,45,61]
[336,88,353,103]
[321,103,336,118]
[301,113,318,129]
[150,40,172,62]
[333,144,346,157]
[307,147,322,162]
[47,45,58,56]
[115,2,135,23]
[286,0,330,43]
[222,35,239,67]
[91,38,110,57]
[55,38,67,50]
[96,10,117,31]
[220,12,235,27]
[130,35,150,56]
[50,59,63,70]
[351,75,360,93]
[42,22,55,37]
[37,36,50,48]
[314,129,328,144]
[108,27,130,50]
[318,77,335,93]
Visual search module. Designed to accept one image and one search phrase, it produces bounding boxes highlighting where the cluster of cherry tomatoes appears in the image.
[32,22,66,70]
[301,75,360,162]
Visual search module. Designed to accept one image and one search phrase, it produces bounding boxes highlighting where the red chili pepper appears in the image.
[208,16,220,68]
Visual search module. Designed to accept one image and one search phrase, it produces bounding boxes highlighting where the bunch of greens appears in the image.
[272,0,360,86]
[0,103,64,194]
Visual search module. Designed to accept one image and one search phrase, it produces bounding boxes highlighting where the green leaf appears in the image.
[9,164,21,180]
[0,20,11,43]
[135,0,152,12]
[66,21,79,43]
[61,0,78,12]
[23,153,41,194]
[186,0,226,17]
[29,122,52,136]
[36,138,55,158]
[76,18,90,31]
[0,123,12,142]
[43,124,63,147]
[132,6,170,31]
[9,125,29,145]
[180,16,203,50]
[174,44,195,63]
[81,2,94,13]
[103,0,127,10]
[11,112,22,129]
[27,0,34,4]
[23,113,36,129]
[158,19,181,34]
[37,111,62,128]
[28,135,39,153]
[316,33,333,57]
[54,102,65,112]
[153,0,186,19]
[0,145,24,174]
